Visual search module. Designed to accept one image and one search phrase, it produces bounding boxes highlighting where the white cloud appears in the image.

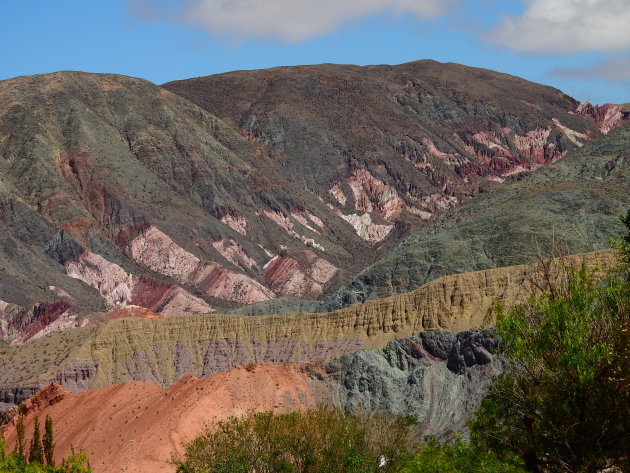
[180,0,455,42]
[552,56,630,81]
[488,0,630,53]
[127,0,162,21]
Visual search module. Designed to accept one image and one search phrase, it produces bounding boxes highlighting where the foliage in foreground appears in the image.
[467,219,630,472]
[174,221,629,473]
[1,413,91,473]
[0,440,91,473]
[173,406,420,473]
[401,439,527,473]
[400,210,630,473]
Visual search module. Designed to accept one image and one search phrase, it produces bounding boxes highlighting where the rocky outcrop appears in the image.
[0,300,80,345]
[576,101,630,134]
[263,210,327,252]
[129,225,274,304]
[263,251,338,298]
[327,328,500,436]
[0,386,42,407]
[1,329,501,473]
[338,213,394,242]
[346,168,406,221]
[211,238,259,271]
[65,250,215,313]
[0,250,616,400]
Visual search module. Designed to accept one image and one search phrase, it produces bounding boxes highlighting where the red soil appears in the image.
[2,363,329,473]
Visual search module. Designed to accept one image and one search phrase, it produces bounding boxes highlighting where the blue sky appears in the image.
[1,0,629,104]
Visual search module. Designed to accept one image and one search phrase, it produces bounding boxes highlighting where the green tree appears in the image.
[43,415,55,466]
[28,416,42,465]
[401,438,526,473]
[470,261,629,472]
[173,406,419,473]
[58,451,92,473]
[15,414,25,458]
[1,438,92,472]
[616,208,630,269]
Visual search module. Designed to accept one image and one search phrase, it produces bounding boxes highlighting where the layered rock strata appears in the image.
[1,328,500,473]
[0,250,616,401]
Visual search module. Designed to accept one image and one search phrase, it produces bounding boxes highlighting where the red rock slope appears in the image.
[1,363,330,473]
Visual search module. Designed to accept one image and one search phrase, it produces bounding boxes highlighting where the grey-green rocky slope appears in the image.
[0,71,386,344]
[327,328,501,437]
[0,63,624,339]
[233,123,630,315]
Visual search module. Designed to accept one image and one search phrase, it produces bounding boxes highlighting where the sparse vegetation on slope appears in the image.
[1,415,91,473]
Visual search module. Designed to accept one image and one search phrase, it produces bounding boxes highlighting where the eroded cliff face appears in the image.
[263,251,338,299]
[0,300,85,345]
[576,101,630,134]
[0,250,616,399]
[0,328,501,473]
[65,250,215,313]
[328,329,501,436]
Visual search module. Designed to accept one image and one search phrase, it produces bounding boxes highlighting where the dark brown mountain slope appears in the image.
[163,60,616,230]
[164,60,629,314]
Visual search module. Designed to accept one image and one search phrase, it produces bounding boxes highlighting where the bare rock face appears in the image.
[0,300,80,345]
[263,251,338,299]
[0,386,42,407]
[0,250,616,405]
[1,330,501,472]
[64,250,215,314]
[576,101,630,134]
[327,329,501,437]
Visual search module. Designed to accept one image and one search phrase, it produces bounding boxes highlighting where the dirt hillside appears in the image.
[2,363,329,473]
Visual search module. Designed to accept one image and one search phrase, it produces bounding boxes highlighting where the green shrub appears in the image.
[469,262,629,472]
[173,406,420,473]
[0,433,91,472]
[401,439,527,473]
[411,209,630,473]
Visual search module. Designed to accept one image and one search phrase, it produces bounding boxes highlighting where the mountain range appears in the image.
[0,60,628,472]
[1,61,628,346]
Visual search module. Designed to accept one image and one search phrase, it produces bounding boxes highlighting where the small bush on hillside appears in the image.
[173,406,420,473]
